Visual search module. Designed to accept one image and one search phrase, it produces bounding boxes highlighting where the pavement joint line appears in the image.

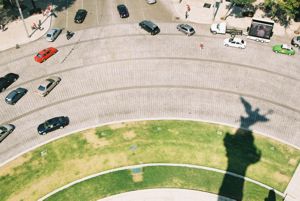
[1,117,299,169]
[3,56,298,94]
[37,163,284,201]
[1,85,299,127]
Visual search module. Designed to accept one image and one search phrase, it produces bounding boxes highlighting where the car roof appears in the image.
[282,44,292,49]
[142,20,157,28]
[47,29,59,35]
[181,24,193,29]
[232,38,243,42]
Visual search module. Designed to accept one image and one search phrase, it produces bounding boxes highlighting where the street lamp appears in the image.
[15,0,30,38]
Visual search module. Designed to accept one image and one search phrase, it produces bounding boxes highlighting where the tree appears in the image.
[230,0,255,5]
[264,0,300,26]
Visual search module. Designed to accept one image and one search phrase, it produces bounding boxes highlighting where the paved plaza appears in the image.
[0,0,299,200]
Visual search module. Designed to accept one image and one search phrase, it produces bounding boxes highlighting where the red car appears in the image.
[34,47,58,63]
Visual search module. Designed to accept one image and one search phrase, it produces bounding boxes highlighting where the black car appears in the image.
[74,9,87,23]
[5,87,27,105]
[139,20,160,35]
[0,73,19,93]
[117,4,129,18]
[38,116,69,135]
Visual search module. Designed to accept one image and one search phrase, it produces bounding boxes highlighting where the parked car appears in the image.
[0,73,19,93]
[272,44,295,55]
[36,76,61,97]
[177,24,195,36]
[146,0,156,4]
[38,116,69,135]
[5,87,27,105]
[46,28,62,42]
[0,124,15,142]
[224,37,246,49]
[117,4,129,18]
[34,47,58,63]
[291,36,300,48]
[74,9,87,23]
[139,20,160,35]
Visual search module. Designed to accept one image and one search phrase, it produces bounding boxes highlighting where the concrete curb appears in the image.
[38,163,284,201]
[1,117,299,169]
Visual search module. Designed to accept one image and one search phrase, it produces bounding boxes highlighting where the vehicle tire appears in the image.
[60,126,64,129]
[288,53,291,56]
[14,78,17,81]
[225,44,229,47]
[275,51,278,53]
[43,59,46,63]
[212,31,217,35]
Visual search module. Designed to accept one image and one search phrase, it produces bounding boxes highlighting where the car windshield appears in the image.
[38,85,46,91]
[190,28,194,32]
[241,40,244,44]
[46,33,52,37]
[44,121,51,129]
[297,36,300,40]
[36,53,43,58]
[0,127,7,134]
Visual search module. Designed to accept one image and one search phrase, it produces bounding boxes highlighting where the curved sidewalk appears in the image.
[98,189,234,201]
[38,163,283,201]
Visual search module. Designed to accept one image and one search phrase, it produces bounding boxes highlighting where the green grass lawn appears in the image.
[45,166,283,201]
[0,120,299,201]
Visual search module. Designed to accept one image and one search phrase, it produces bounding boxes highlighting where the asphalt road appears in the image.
[0,0,299,166]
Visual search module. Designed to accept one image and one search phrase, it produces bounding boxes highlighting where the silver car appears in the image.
[0,124,15,142]
[37,76,61,97]
[291,36,300,48]
[177,24,195,36]
[46,28,62,42]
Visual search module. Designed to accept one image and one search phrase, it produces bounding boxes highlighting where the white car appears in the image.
[36,76,61,97]
[224,37,246,49]
[146,0,156,4]
[46,28,62,42]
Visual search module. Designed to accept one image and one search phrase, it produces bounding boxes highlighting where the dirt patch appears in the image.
[122,131,136,140]
[0,153,31,177]
[109,122,127,130]
[9,153,130,201]
[132,173,143,182]
[274,171,290,183]
[82,128,110,148]
[288,158,298,166]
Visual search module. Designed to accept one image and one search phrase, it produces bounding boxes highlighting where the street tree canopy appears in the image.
[230,0,255,5]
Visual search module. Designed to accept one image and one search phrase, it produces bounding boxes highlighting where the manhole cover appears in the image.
[203,3,211,8]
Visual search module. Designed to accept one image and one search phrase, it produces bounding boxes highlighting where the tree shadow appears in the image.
[218,97,273,200]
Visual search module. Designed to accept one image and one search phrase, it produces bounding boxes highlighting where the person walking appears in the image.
[185,11,188,19]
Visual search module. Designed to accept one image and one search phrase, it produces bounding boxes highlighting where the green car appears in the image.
[272,44,296,55]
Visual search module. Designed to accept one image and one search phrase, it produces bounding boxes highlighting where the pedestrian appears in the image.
[185,11,188,19]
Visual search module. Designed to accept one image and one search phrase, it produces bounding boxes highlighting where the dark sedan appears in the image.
[5,87,27,105]
[74,9,87,23]
[117,4,129,18]
[0,73,19,93]
[38,116,69,135]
